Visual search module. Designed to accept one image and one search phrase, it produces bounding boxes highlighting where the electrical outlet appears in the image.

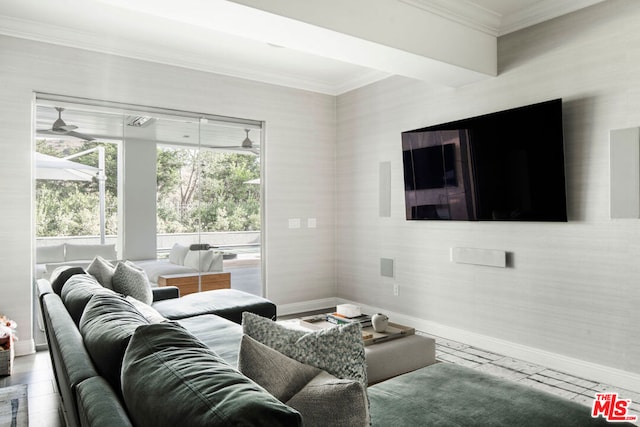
[393,284,399,296]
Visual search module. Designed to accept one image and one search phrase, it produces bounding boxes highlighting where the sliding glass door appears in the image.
[34,96,264,306]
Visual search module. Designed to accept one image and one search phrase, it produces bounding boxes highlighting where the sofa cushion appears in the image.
[176,314,242,367]
[168,243,189,265]
[112,261,153,305]
[36,244,65,263]
[242,312,367,386]
[79,293,149,394]
[121,322,302,427]
[49,266,87,295]
[65,243,117,261]
[238,334,370,427]
[61,275,115,325]
[153,288,276,323]
[86,256,116,289]
[126,296,166,324]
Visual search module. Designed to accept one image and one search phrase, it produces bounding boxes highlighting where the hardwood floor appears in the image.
[0,351,64,426]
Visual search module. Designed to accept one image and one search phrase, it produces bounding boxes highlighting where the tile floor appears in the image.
[1,336,638,426]
[428,332,640,426]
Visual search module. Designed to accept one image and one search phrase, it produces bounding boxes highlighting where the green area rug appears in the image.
[0,384,28,427]
[368,363,633,426]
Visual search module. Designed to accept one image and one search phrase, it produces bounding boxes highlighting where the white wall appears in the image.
[0,35,336,354]
[336,0,640,386]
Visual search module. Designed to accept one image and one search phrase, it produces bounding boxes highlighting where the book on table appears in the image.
[326,312,372,327]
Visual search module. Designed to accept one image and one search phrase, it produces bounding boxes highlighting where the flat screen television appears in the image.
[402,99,567,221]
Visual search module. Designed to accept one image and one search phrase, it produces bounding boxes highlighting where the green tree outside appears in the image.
[36,140,260,237]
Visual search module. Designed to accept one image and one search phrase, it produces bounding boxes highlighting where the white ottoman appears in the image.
[365,334,436,384]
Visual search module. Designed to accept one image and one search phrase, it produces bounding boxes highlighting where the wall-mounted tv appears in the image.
[402,99,567,221]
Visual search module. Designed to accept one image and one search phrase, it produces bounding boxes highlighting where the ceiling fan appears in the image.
[37,107,96,141]
[207,129,260,155]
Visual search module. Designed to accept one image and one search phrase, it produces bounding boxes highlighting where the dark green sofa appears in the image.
[37,273,630,427]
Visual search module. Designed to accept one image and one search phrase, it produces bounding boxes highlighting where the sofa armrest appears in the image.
[37,278,54,299]
[152,286,179,301]
[76,377,133,427]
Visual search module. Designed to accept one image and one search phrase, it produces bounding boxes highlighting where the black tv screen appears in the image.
[402,99,567,221]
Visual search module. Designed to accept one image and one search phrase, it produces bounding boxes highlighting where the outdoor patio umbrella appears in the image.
[35,150,106,243]
[35,152,99,181]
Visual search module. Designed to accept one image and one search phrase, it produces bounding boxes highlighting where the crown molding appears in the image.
[400,0,502,36]
[399,0,606,37]
[0,15,383,95]
[498,0,606,36]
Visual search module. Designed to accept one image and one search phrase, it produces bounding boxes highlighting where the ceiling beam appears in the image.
[98,0,497,87]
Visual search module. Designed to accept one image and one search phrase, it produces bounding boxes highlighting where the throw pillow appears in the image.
[60,274,115,325]
[79,293,149,395]
[287,371,369,427]
[241,312,368,386]
[49,265,86,295]
[168,243,190,265]
[238,335,322,402]
[121,322,302,427]
[112,261,153,305]
[183,250,214,271]
[87,256,115,289]
[125,296,166,323]
[238,334,370,427]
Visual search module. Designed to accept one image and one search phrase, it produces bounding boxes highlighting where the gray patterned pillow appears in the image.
[87,256,115,289]
[241,312,367,386]
[112,261,153,305]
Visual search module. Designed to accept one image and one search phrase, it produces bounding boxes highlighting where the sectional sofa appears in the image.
[35,242,224,284]
[37,266,625,426]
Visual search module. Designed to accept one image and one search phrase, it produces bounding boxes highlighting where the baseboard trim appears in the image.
[336,298,640,393]
[277,297,338,317]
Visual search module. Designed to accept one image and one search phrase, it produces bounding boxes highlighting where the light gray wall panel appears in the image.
[336,0,640,376]
[121,139,157,260]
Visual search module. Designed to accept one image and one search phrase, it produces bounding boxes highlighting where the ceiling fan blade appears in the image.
[206,145,259,155]
[57,124,79,132]
[36,129,67,136]
[65,130,96,141]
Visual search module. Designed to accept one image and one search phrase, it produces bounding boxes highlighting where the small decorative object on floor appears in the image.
[372,313,389,333]
[0,315,17,376]
[0,384,28,427]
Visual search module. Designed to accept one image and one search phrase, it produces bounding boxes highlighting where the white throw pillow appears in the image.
[168,243,190,266]
[184,250,215,272]
[36,244,65,263]
[87,256,116,289]
[112,261,153,305]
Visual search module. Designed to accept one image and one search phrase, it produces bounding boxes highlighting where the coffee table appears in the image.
[157,272,231,296]
[281,314,437,384]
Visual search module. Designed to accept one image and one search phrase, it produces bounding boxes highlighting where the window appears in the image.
[33,96,263,296]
